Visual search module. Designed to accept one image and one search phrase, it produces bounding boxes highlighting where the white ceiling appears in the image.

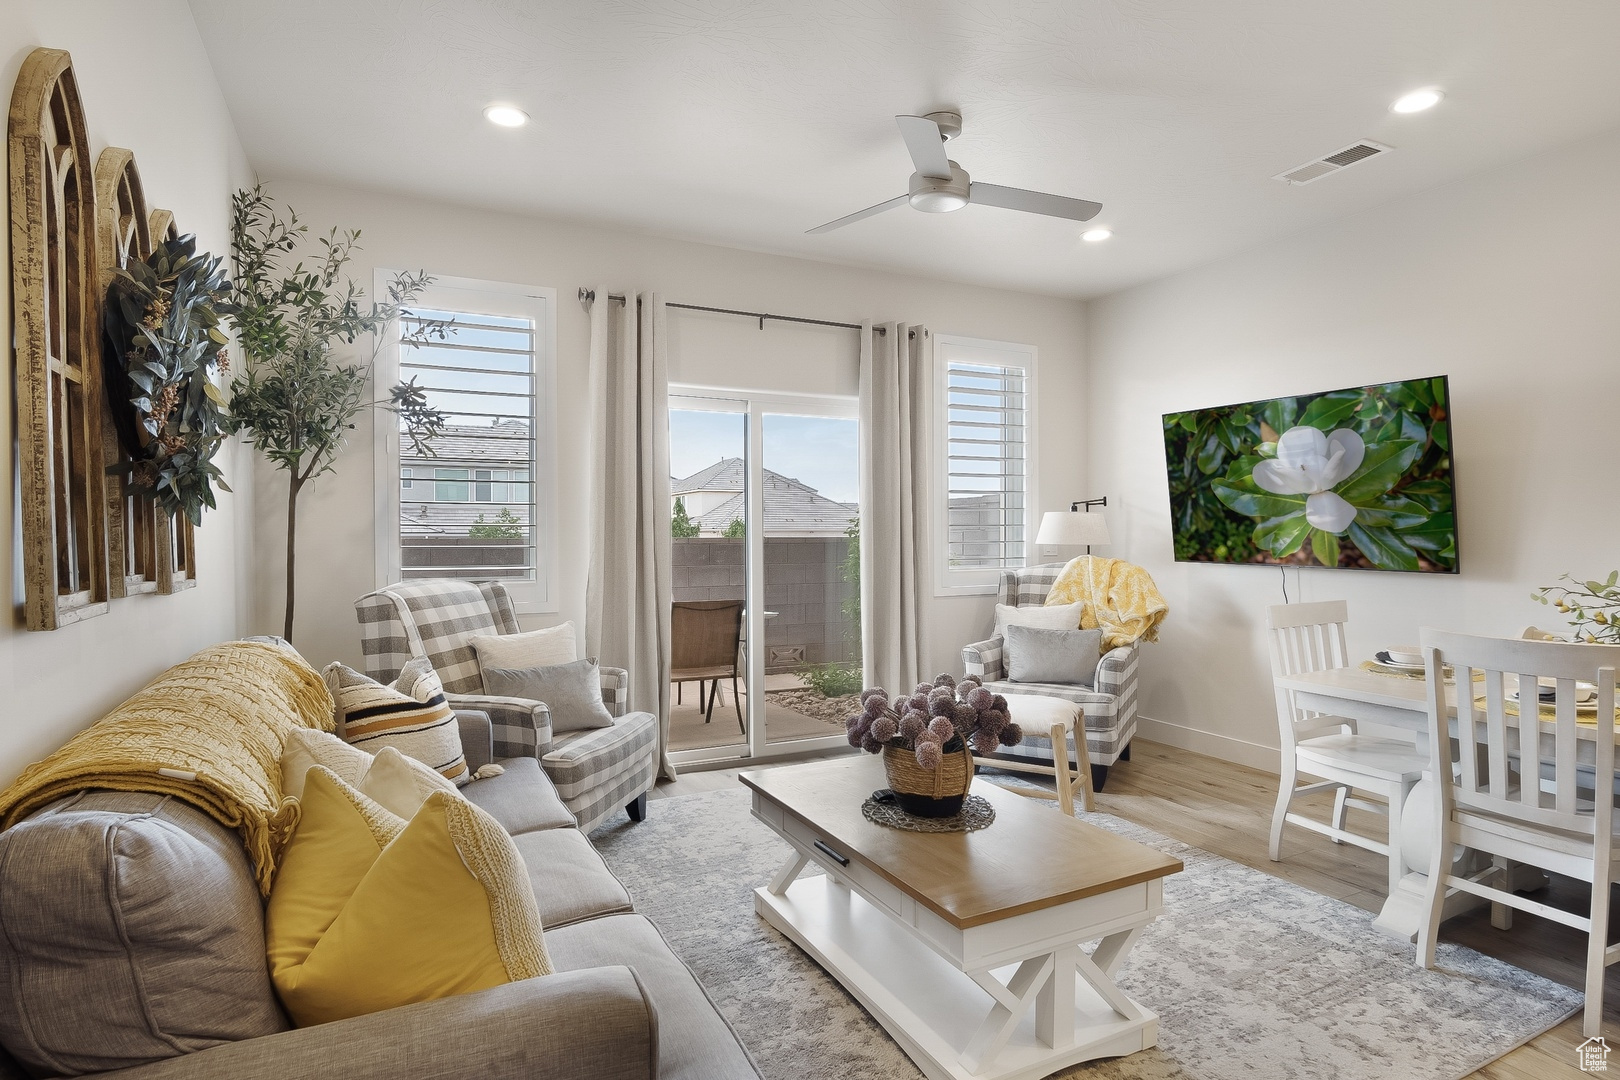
[187,0,1620,299]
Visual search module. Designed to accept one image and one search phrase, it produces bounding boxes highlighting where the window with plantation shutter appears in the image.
[934,336,1036,593]
[375,276,557,613]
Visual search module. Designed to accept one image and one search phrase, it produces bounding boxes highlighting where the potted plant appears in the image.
[846,674,1023,817]
[225,185,448,642]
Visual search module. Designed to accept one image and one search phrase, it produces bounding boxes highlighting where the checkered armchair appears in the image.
[962,564,1139,783]
[355,578,658,832]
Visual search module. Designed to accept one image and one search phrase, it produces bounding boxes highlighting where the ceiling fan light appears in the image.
[907,162,971,213]
[483,104,529,128]
[1081,228,1112,242]
[909,189,969,213]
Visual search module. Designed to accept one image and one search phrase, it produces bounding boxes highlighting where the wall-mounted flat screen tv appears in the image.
[1162,376,1457,573]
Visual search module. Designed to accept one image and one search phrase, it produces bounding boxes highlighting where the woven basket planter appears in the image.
[882,739,974,817]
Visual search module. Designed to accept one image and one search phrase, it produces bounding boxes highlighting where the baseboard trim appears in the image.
[1136,715,1280,774]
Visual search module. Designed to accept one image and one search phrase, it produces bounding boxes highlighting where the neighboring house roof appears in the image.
[399,501,529,535]
[402,419,531,466]
[686,464,858,534]
[671,457,744,495]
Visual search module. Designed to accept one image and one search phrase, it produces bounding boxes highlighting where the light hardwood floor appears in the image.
[651,739,1615,1079]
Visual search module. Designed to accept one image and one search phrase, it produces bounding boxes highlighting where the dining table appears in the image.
[1271,663,1589,940]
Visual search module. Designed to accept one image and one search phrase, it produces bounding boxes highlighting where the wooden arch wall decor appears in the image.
[9,48,109,630]
[147,207,197,593]
[95,146,160,598]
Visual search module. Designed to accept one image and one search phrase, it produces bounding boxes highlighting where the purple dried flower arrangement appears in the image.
[846,673,1023,767]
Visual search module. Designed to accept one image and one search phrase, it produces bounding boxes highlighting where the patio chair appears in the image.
[672,599,745,733]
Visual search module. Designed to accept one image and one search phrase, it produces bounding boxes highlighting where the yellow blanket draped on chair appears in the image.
[1044,556,1169,649]
[0,641,334,895]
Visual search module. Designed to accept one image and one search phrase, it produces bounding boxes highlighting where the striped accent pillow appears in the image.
[324,658,470,786]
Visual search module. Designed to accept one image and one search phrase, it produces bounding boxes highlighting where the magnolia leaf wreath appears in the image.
[103,235,235,525]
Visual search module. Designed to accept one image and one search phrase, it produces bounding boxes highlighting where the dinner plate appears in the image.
[1384,645,1423,667]
[1373,652,1427,673]
[1508,683,1597,706]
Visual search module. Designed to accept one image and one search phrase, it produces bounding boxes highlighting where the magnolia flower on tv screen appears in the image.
[1251,426,1365,533]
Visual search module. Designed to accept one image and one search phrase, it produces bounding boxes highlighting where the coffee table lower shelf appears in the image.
[755,873,1159,1080]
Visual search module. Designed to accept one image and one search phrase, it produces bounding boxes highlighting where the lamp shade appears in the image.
[1035,510,1110,547]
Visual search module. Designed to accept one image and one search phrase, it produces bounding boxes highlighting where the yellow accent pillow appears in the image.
[267,767,550,1027]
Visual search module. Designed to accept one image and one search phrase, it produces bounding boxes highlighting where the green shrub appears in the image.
[468,508,524,539]
[801,662,862,698]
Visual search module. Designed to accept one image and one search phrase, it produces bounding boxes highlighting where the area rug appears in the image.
[590,789,1580,1080]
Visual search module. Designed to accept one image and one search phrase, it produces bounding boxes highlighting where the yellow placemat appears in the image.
[1359,659,1425,680]
[1353,661,1617,728]
[1477,694,1618,728]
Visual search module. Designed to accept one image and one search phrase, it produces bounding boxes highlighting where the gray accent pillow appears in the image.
[0,792,289,1076]
[482,658,615,733]
[1005,624,1103,686]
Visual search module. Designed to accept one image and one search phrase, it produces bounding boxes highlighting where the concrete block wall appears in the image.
[672,537,858,670]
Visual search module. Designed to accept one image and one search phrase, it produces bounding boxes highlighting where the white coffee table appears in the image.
[741,756,1182,1080]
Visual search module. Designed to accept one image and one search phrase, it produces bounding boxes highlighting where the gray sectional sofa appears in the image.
[0,710,761,1080]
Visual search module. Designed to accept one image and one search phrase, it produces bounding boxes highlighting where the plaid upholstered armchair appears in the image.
[355,578,659,832]
[962,564,1139,792]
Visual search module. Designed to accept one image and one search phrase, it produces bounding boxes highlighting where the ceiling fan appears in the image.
[807,111,1103,235]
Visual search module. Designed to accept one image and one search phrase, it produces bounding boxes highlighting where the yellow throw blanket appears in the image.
[1044,556,1169,649]
[0,641,334,895]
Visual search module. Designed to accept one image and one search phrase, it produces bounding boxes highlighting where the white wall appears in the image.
[250,180,1089,679]
[1087,127,1620,770]
[0,1,256,784]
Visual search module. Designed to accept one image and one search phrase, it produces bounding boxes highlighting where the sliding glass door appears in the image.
[759,410,861,747]
[668,390,860,765]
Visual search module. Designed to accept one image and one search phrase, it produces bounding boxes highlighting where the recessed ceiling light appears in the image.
[1391,88,1443,114]
[483,104,529,128]
[1081,228,1112,242]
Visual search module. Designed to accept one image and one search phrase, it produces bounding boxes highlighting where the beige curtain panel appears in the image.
[586,290,676,780]
[859,322,932,696]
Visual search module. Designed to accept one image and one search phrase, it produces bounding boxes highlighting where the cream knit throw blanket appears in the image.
[1044,555,1169,650]
[0,641,334,895]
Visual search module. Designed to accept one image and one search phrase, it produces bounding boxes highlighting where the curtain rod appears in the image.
[577,287,887,335]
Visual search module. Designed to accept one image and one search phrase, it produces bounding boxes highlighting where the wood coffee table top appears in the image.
[741,755,1182,930]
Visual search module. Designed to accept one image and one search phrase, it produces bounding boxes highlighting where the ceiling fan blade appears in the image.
[806,194,909,235]
[969,182,1102,222]
[895,115,952,180]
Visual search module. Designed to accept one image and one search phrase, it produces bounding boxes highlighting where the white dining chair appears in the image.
[1267,601,1428,901]
[1415,629,1620,1038]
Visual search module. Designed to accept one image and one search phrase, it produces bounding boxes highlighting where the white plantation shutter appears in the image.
[397,307,538,582]
[376,276,557,613]
[945,359,1027,570]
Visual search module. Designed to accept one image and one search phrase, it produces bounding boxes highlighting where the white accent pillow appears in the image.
[280,731,461,818]
[994,601,1083,643]
[359,746,462,819]
[469,622,578,677]
[281,729,370,799]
